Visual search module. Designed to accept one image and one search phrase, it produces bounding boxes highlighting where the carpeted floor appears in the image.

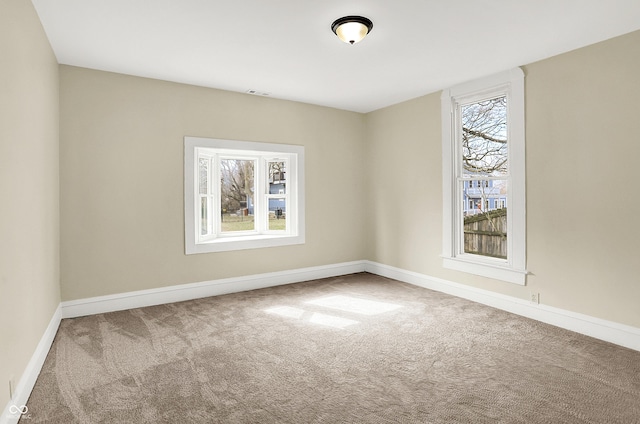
[22,273,640,423]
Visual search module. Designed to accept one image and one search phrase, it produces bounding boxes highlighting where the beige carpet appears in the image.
[22,273,640,423]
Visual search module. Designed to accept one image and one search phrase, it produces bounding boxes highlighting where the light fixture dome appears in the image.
[331,16,373,45]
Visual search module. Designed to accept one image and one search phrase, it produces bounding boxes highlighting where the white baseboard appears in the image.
[4,259,639,424]
[364,260,640,352]
[62,261,366,318]
[61,259,640,351]
[1,305,61,424]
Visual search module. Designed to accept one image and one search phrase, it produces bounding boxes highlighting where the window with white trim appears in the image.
[185,137,305,254]
[441,68,527,284]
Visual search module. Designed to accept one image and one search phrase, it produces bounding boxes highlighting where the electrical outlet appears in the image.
[530,292,540,305]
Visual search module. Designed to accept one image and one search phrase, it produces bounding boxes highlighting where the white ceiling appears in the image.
[31,0,640,113]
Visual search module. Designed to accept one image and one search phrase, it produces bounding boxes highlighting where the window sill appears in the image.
[442,256,527,285]
[186,233,305,255]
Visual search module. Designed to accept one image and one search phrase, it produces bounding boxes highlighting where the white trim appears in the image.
[364,261,640,352]
[61,261,365,318]
[442,256,527,285]
[5,261,640,423]
[441,68,527,284]
[184,136,305,255]
[59,259,640,352]
[1,306,61,424]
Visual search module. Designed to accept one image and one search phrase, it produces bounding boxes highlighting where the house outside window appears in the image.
[441,68,526,284]
[185,137,305,254]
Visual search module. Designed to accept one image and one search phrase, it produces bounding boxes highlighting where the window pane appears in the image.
[220,159,255,232]
[200,196,208,236]
[461,96,508,177]
[268,198,286,231]
[199,158,208,195]
[268,161,286,194]
[462,179,507,259]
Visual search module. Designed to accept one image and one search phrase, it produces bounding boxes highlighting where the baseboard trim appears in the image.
[364,261,640,352]
[61,261,366,318]
[5,260,639,424]
[62,259,640,351]
[1,305,61,424]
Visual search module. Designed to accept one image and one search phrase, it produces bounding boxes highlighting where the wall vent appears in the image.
[246,89,270,96]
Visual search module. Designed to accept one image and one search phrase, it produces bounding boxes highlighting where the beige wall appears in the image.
[366,30,640,328]
[1,1,637,410]
[0,0,60,402]
[60,30,640,328]
[59,66,367,300]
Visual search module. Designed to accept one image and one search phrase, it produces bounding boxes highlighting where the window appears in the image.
[441,68,526,284]
[185,137,305,254]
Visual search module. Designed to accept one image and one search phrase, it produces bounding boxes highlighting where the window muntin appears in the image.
[185,137,304,254]
[441,68,526,284]
[197,153,292,239]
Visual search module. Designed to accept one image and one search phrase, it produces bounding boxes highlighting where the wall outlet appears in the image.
[530,292,540,305]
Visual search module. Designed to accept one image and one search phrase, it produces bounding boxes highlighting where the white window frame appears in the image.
[441,68,527,284]
[185,137,305,254]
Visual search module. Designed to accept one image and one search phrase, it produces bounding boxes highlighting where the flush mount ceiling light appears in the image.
[331,16,373,45]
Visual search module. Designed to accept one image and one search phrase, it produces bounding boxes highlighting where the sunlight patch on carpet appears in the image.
[264,305,359,329]
[308,312,358,329]
[306,295,402,316]
[264,306,305,319]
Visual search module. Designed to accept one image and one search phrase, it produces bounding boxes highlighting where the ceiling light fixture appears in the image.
[331,16,373,45]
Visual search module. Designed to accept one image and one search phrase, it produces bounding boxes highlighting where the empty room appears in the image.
[2,0,640,423]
